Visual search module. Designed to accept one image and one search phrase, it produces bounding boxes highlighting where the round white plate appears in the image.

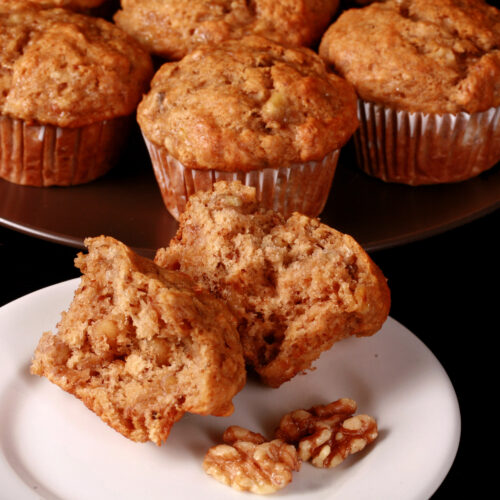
[0,279,460,500]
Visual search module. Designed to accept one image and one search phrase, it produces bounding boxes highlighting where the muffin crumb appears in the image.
[155,181,390,387]
[31,236,246,445]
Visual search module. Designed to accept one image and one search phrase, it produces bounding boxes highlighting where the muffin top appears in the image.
[114,0,339,60]
[0,3,153,127]
[319,0,500,114]
[138,36,358,171]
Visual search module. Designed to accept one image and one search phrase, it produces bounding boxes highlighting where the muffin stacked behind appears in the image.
[138,35,358,220]
[319,0,500,185]
[0,2,153,186]
[115,0,340,60]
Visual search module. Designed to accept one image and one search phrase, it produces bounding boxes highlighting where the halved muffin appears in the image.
[155,181,390,387]
[31,236,246,445]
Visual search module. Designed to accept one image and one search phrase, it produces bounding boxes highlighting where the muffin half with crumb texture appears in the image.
[319,0,500,184]
[31,236,246,445]
[138,35,358,220]
[0,2,153,186]
[155,181,390,388]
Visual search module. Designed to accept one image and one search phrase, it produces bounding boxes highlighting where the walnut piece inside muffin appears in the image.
[155,181,391,387]
[31,236,246,445]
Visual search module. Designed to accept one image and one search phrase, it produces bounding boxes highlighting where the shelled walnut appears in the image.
[275,398,378,468]
[203,426,300,495]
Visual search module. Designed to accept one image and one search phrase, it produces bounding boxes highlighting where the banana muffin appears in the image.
[155,181,391,388]
[0,2,153,186]
[114,0,340,61]
[319,0,500,184]
[138,35,358,219]
[31,236,246,445]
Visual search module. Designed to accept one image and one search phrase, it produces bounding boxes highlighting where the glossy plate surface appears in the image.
[1,129,499,258]
[0,279,460,500]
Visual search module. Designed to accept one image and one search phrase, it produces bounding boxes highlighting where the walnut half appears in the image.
[275,398,378,468]
[203,426,300,495]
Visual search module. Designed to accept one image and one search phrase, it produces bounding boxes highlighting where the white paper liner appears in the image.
[0,115,130,186]
[354,100,500,185]
[144,136,340,220]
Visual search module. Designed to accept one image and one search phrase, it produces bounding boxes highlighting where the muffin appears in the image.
[114,0,340,61]
[137,36,358,219]
[319,0,500,185]
[31,236,246,445]
[155,181,391,387]
[0,2,153,186]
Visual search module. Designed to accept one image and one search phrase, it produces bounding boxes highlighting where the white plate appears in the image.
[0,279,460,500]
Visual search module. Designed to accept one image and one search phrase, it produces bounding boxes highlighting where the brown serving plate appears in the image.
[1,125,499,258]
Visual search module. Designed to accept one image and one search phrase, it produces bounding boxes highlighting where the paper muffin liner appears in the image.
[0,115,130,187]
[143,136,340,220]
[354,100,500,185]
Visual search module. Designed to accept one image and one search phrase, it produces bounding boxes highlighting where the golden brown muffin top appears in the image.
[138,36,358,171]
[0,3,153,127]
[319,0,500,114]
[114,0,339,60]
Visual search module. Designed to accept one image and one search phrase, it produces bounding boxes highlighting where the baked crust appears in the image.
[115,0,339,60]
[319,0,500,114]
[31,236,246,445]
[138,36,358,171]
[0,2,153,127]
[155,181,391,387]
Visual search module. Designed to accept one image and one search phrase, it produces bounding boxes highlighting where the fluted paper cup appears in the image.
[0,115,130,187]
[354,100,500,185]
[144,136,340,220]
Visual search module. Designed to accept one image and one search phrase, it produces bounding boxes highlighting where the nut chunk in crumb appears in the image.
[203,426,300,494]
[31,236,245,445]
[275,398,378,468]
